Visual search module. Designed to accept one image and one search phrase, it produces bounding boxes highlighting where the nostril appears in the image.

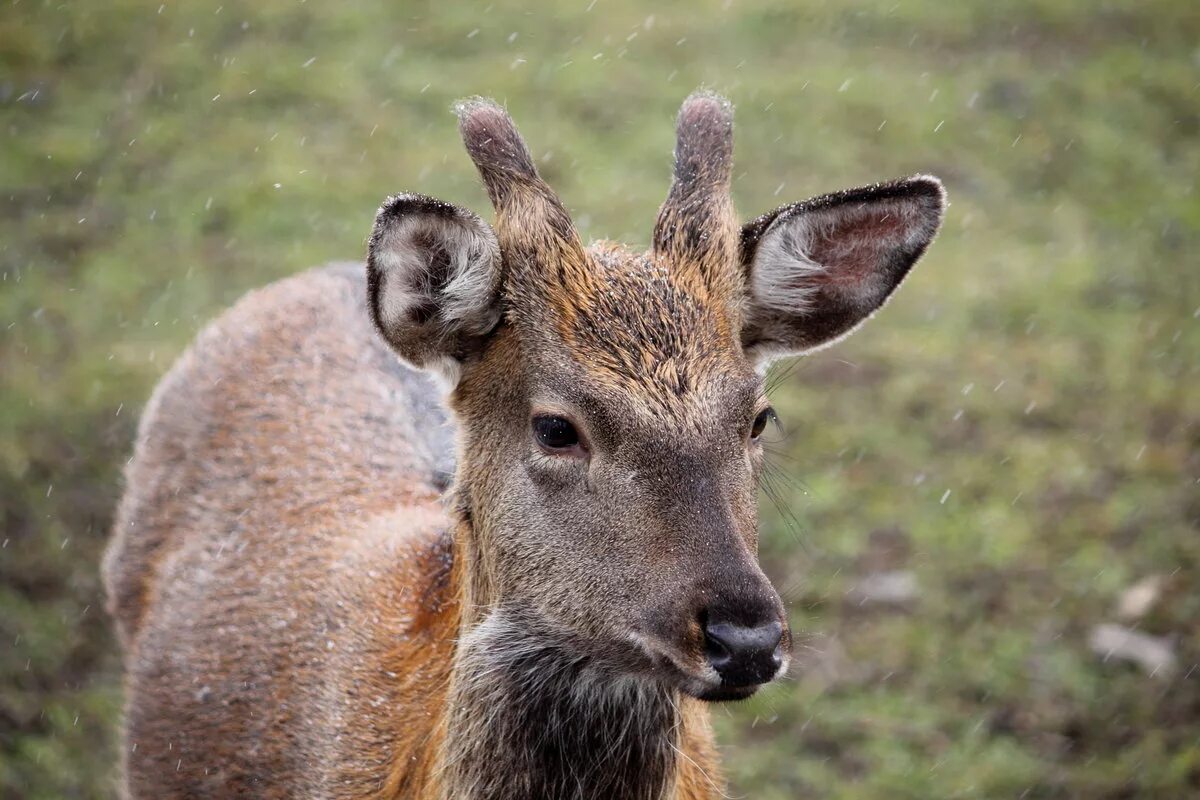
[703,626,734,669]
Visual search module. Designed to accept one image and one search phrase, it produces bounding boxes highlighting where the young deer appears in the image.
[104,92,944,799]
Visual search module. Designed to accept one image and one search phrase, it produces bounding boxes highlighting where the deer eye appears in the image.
[533,415,581,451]
[750,407,776,441]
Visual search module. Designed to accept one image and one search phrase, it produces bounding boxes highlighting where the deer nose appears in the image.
[702,618,784,687]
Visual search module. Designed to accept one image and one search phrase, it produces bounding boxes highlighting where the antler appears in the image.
[651,92,741,300]
[455,99,587,299]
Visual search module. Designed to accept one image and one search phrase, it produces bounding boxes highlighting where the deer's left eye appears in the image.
[533,415,581,451]
[750,407,776,441]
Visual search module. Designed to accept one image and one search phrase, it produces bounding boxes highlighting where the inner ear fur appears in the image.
[739,175,945,362]
[367,193,502,381]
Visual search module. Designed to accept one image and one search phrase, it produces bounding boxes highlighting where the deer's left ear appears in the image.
[739,175,945,364]
[367,193,502,386]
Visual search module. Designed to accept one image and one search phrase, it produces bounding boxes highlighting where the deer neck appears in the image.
[435,510,684,800]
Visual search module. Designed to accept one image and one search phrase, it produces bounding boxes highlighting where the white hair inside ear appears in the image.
[748,213,828,317]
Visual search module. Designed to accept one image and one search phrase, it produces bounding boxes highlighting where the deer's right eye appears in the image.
[750,407,776,441]
[532,415,582,452]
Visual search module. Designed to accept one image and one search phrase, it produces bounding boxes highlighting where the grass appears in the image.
[2,0,1197,797]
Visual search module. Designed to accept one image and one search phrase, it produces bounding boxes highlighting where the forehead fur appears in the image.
[508,242,751,414]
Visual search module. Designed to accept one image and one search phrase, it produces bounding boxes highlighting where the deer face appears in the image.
[368,94,944,701]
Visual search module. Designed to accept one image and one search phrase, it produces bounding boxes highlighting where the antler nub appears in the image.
[650,92,740,301]
[455,98,542,209]
[454,97,586,305]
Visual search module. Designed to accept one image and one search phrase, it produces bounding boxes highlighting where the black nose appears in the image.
[703,618,784,687]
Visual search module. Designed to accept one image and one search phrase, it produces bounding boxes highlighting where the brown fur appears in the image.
[107,263,457,795]
[106,92,945,798]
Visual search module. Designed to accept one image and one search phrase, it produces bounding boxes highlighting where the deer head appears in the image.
[366,92,944,701]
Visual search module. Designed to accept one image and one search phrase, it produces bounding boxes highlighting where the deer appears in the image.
[103,91,944,799]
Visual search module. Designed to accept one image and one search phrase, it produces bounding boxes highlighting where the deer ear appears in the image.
[367,194,502,385]
[740,175,945,364]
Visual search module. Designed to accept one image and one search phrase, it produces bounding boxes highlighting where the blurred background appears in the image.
[2,0,1197,797]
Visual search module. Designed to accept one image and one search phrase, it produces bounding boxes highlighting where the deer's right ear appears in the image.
[367,194,502,385]
[738,176,945,365]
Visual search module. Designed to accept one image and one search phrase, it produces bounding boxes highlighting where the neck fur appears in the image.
[437,606,682,800]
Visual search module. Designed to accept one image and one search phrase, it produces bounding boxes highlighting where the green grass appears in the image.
[2,0,1197,797]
